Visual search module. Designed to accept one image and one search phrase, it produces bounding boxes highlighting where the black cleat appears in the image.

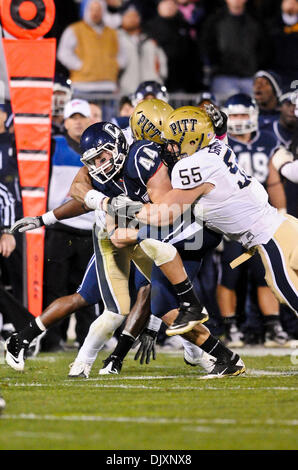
[166,303,209,336]
[5,333,29,371]
[264,322,291,347]
[99,355,123,375]
[201,354,246,379]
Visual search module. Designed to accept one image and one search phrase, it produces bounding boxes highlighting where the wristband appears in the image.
[147,315,162,332]
[84,189,107,210]
[41,210,58,226]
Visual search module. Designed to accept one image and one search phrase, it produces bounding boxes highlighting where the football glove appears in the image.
[134,328,158,365]
[10,216,44,234]
[107,194,144,220]
[204,104,227,137]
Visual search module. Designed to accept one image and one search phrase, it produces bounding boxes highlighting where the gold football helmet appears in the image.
[130,98,174,144]
[162,106,215,158]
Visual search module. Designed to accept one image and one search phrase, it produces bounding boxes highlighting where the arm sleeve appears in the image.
[116,30,128,70]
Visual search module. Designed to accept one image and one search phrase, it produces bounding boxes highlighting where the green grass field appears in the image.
[0,348,297,451]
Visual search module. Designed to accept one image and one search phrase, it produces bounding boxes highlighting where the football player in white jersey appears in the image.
[217,94,290,347]
[121,106,298,323]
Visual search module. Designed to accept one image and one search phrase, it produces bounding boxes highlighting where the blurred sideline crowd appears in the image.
[0,0,298,355]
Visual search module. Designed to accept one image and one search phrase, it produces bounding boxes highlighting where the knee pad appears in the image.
[289,245,298,271]
[89,310,125,339]
[139,239,176,266]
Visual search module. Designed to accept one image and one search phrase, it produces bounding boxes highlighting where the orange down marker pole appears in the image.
[1,0,56,315]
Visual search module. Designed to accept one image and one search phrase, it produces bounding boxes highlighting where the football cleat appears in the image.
[264,322,291,348]
[166,304,209,336]
[224,323,244,348]
[68,360,92,378]
[99,355,123,375]
[5,333,29,371]
[200,354,246,379]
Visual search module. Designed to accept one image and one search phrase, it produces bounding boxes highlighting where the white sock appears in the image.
[36,316,47,331]
[76,310,125,364]
[181,337,205,360]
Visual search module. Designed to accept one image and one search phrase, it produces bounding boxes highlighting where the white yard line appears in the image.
[1,413,297,426]
[5,382,297,391]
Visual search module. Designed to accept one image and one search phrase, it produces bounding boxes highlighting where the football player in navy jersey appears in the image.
[269,91,297,148]
[211,94,291,347]
[253,70,282,131]
[5,117,213,374]
[270,91,298,215]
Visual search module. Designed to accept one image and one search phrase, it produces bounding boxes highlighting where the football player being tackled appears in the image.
[70,99,245,378]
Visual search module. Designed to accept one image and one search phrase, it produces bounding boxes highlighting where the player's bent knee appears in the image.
[89,310,125,338]
[139,239,176,266]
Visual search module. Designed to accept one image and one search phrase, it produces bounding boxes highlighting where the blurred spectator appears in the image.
[0,183,15,261]
[253,69,282,131]
[0,181,44,355]
[52,74,72,136]
[176,0,207,39]
[0,103,24,303]
[57,0,127,96]
[0,181,30,342]
[89,102,103,124]
[217,93,290,347]
[111,95,134,128]
[80,0,125,29]
[0,27,11,102]
[118,7,168,95]
[266,0,298,89]
[144,0,203,92]
[200,0,269,104]
[119,95,134,116]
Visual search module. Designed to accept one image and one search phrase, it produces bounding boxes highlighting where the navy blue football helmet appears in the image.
[80,122,128,184]
[131,81,169,107]
[223,93,259,135]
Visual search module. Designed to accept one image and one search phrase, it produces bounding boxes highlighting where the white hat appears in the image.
[64,99,91,119]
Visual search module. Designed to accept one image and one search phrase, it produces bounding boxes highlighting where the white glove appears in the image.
[272,147,294,172]
[9,210,58,234]
[107,194,144,220]
[10,216,44,233]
